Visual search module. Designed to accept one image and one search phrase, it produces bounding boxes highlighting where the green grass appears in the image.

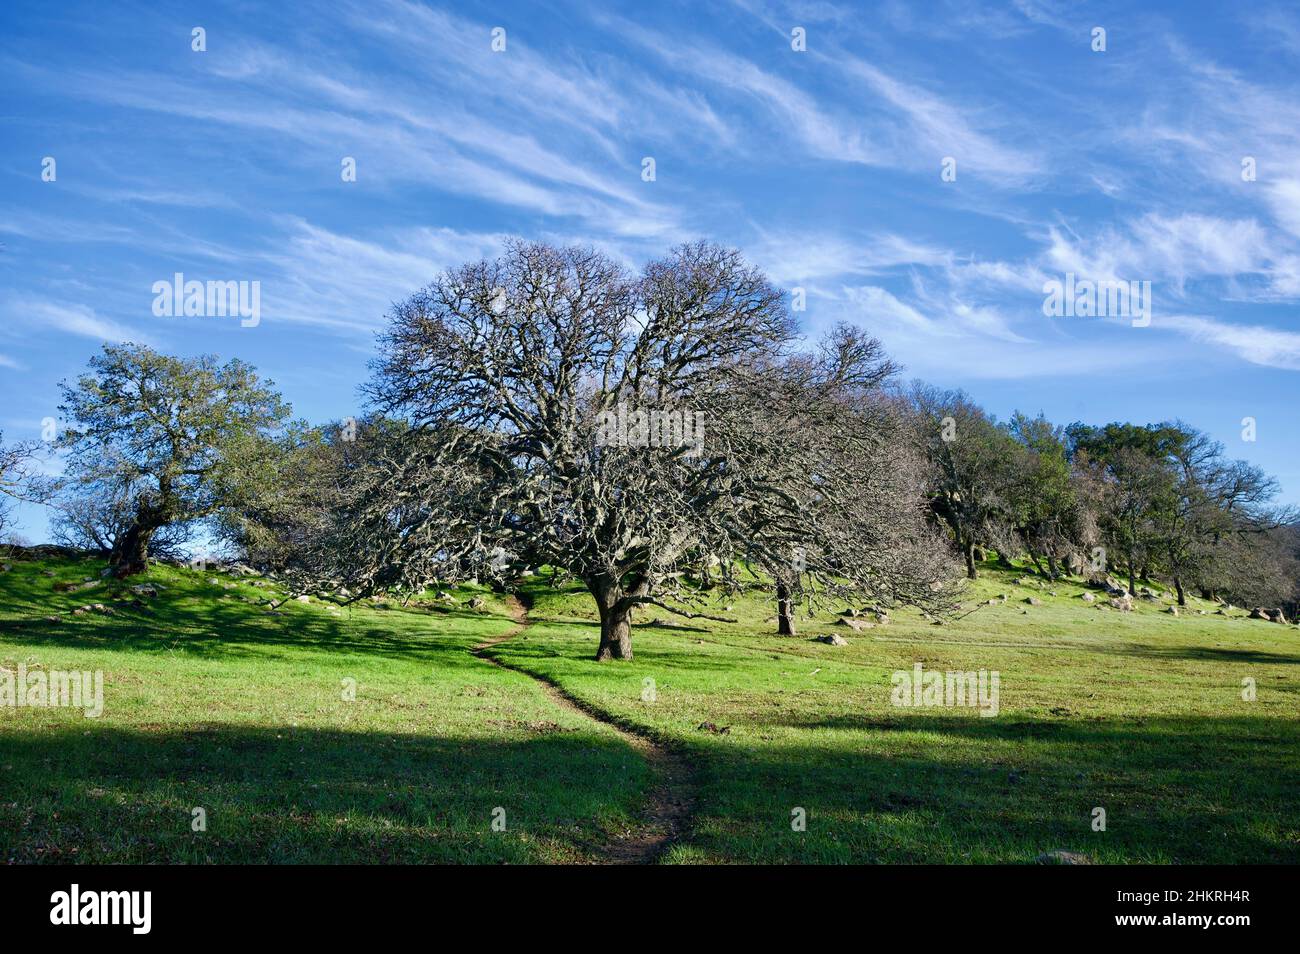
[489,569,1300,864]
[0,557,649,862]
[2,553,1297,863]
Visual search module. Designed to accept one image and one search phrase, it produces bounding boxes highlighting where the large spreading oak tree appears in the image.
[259,240,956,660]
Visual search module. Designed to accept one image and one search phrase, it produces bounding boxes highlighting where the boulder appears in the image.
[295,595,311,603]
[812,634,848,646]
[468,597,486,610]
[1080,592,1095,602]
[837,617,873,631]
[1107,595,1133,612]
[130,585,158,598]
[1024,597,1042,606]
[1165,605,1179,617]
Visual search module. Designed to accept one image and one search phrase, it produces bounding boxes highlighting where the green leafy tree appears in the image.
[56,344,289,576]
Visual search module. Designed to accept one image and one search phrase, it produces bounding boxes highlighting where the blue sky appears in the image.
[2,0,1299,540]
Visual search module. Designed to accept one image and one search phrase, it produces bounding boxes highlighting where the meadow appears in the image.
[2,553,1297,863]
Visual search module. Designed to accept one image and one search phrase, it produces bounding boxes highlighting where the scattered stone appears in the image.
[130,585,158,598]
[1108,595,1133,612]
[295,595,311,603]
[1024,597,1041,606]
[837,618,872,632]
[468,597,486,610]
[0,563,10,573]
[696,721,731,734]
[1035,850,1094,866]
[207,578,221,585]
[874,612,890,625]
[1165,605,1179,617]
[813,633,849,646]
[1080,592,1095,602]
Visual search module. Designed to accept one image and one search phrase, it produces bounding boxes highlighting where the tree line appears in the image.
[2,241,1296,658]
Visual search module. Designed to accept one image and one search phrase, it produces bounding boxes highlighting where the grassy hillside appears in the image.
[2,553,1297,863]
[0,556,649,863]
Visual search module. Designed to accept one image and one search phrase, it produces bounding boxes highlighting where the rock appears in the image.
[874,612,890,625]
[1250,607,1269,620]
[986,598,1000,606]
[468,597,486,610]
[840,607,859,617]
[812,634,848,646]
[1035,850,1093,865]
[696,721,731,734]
[295,595,311,603]
[837,617,872,631]
[1080,592,1095,602]
[52,581,79,592]
[0,563,9,573]
[1107,595,1133,612]
[1165,605,1179,616]
[130,585,158,598]
[207,578,220,585]
[1049,591,1058,597]
[1024,597,1041,606]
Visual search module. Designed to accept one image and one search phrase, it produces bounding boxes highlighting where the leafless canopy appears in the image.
[257,241,959,659]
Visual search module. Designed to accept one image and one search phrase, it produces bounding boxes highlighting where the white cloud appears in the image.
[7,298,151,345]
[1160,314,1300,371]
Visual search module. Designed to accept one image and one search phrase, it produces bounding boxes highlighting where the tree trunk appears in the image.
[1046,554,1059,580]
[1126,559,1136,598]
[110,522,155,577]
[1028,551,1048,577]
[1174,576,1186,607]
[963,539,978,579]
[589,578,633,661]
[775,579,796,636]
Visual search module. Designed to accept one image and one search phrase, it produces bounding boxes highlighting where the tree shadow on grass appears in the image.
[681,712,1300,863]
[0,722,649,864]
[0,603,518,669]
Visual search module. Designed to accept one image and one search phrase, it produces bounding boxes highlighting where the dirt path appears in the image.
[472,594,695,865]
